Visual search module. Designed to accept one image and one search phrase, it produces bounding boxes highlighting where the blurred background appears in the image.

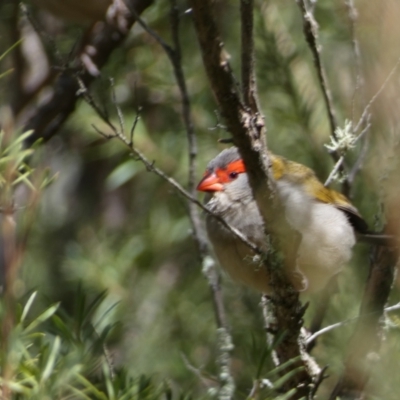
[0,0,400,398]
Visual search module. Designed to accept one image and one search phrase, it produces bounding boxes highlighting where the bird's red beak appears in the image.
[196,172,224,192]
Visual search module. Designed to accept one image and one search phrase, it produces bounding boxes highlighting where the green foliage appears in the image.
[1,0,400,398]
[0,290,173,399]
[0,40,21,80]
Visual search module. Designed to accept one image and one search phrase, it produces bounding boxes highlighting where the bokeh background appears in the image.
[1,0,400,398]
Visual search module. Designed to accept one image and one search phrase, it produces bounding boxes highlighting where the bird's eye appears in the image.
[229,171,238,179]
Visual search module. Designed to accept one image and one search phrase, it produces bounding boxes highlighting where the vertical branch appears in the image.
[131,0,230,327]
[131,0,231,329]
[112,5,235,396]
[329,245,396,399]
[165,4,234,395]
[345,0,365,124]
[189,0,269,174]
[168,0,206,255]
[296,0,338,140]
[190,1,321,398]
[296,0,352,194]
[240,0,258,112]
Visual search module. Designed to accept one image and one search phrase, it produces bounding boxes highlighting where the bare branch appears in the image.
[189,0,270,180]
[324,155,344,187]
[130,11,236,393]
[181,352,219,389]
[127,3,175,57]
[241,0,259,112]
[24,0,155,145]
[132,138,264,256]
[348,118,371,185]
[306,297,400,346]
[190,0,321,397]
[344,0,365,124]
[307,314,358,346]
[125,3,234,351]
[296,0,338,141]
[167,0,203,248]
[110,77,125,135]
[129,1,205,254]
[129,105,142,145]
[329,245,396,399]
[296,0,354,196]
[79,69,239,395]
[77,78,263,255]
[354,56,400,133]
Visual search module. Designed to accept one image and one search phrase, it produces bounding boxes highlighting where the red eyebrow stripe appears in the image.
[226,159,246,173]
[214,159,246,183]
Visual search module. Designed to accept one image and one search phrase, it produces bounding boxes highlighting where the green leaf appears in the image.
[272,366,304,390]
[3,130,34,152]
[82,290,109,326]
[264,356,301,379]
[0,39,22,62]
[12,170,35,187]
[24,303,60,334]
[75,374,109,400]
[41,336,61,382]
[20,292,38,323]
[0,68,14,80]
[102,361,115,400]
[51,314,75,342]
[274,388,298,400]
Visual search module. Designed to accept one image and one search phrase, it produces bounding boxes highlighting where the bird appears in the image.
[197,147,373,293]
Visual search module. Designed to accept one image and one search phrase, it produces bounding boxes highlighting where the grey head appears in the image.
[201,147,253,204]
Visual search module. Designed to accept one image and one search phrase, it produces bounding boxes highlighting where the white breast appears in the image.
[276,180,356,291]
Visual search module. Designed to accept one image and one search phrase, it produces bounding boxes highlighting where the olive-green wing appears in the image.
[310,183,369,234]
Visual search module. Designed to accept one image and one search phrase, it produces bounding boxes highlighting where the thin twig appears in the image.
[77,80,263,256]
[24,0,155,145]
[307,315,357,346]
[127,1,231,343]
[297,0,349,195]
[80,70,238,395]
[126,3,175,57]
[296,0,338,141]
[168,0,204,249]
[324,155,344,187]
[209,110,228,132]
[168,1,231,340]
[129,137,264,256]
[110,77,125,135]
[181,352,219,388]
[345,0,365,125]
[129,106,142,145]
[348,119,371,185]
[20,2,63,66]
[338,55,400,189]
[307,301,400,346]
[129,1,207,254]
[190,0,320,396]
[310,366,329,397]
[354,56,400,133]
[76,77,118,133]
[241,0,258,112]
